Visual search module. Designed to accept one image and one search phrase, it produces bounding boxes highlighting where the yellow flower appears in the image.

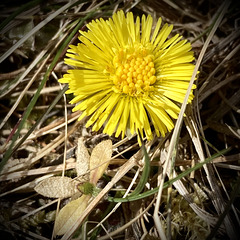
[59,10,195,142]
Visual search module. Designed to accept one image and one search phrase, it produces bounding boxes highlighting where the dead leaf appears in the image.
[34,176,78,198]
[76,137,90,178]
[54,194,91,236]
[89,140,112,185]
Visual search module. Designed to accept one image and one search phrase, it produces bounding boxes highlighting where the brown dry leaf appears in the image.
[34,176,78,198]
[89,140,112,185]
[54,194,91,236]
[76,137,90,178]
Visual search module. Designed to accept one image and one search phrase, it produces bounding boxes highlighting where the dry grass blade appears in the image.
[0,19,73,131]
[98,198,155,240]
[153,0,232,238]
[0,158,76,181]
[199,44,240,95]
[0,0,78,64]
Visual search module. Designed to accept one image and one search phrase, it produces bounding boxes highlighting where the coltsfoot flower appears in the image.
[59,10,196,142]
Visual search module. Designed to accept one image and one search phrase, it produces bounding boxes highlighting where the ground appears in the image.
[0,0,239,239]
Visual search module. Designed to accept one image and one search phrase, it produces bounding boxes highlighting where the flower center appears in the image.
[111,47,156,96]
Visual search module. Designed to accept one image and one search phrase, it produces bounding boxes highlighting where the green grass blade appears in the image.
[109,147,231,202]
[127,138,151,197]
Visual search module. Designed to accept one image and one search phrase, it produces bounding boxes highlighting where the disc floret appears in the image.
[111,46,157,96]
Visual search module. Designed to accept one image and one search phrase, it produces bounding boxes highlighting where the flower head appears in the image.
[60,10,195,142]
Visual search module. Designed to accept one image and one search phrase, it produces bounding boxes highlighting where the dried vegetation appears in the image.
[0,0,239,239]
